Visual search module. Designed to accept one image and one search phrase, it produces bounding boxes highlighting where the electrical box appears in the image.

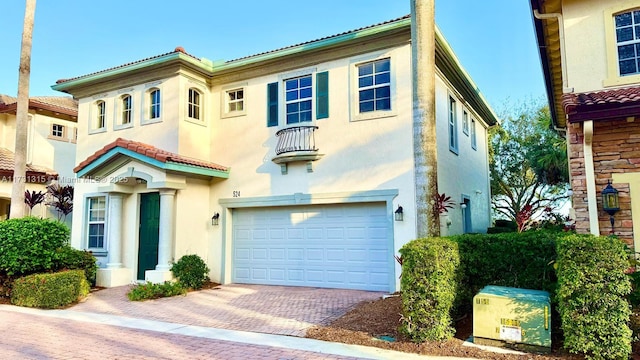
[473,285,551,352]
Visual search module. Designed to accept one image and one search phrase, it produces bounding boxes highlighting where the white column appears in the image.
[156,189,176,271]
[106,193,124,268]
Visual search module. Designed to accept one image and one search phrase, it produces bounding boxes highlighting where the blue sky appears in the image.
[0,0,544,110]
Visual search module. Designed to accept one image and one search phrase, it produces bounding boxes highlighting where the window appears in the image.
[615,10,640,75]
[96,101,106,129]
[471,118,477,150]
[285,75,313,124]
[462,110,469,135]
[449,96,458,154]
[51,124,65,139]
[121,95,132,124]
[226,88,244,113]
[149,89,161,119]
[188,88,201,120]
[358,58,391,113]
[87,197,106,249]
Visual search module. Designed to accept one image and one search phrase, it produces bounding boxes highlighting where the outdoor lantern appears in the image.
[211,212,220,226]
[601,180,619,233]
[394,205,403,222]
[460,202,467,210]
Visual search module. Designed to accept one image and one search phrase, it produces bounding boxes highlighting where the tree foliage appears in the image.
[490,100,569,230]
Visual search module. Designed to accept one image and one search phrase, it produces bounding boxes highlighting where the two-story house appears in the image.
[531,0,640,254]
[0,95,77,223]
[53,15,498,292]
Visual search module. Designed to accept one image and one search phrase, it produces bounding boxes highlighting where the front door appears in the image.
[138,192,160,280]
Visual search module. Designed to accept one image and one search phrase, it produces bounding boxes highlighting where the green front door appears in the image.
[138,192,160,280]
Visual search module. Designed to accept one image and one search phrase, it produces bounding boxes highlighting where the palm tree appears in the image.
[411,0,439,237]
[9,0,36,219]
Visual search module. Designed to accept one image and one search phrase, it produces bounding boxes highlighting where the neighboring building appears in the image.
[53,15,498,292]
[0,95,77,223]
[531,0,640,252]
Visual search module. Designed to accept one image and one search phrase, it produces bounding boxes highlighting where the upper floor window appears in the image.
[449,96,459,154]
[358,58,391,113]
[96,101,106,130]
[471,118,477,150]
[285,75,313,124]
[226,88,244,113]
[462,110,469,135]
[87,196,106,249]
[51,124,65,139]
[121,95,132,125]
[188,88,201,120]
[616,10,640,75]
[150,89,161,119]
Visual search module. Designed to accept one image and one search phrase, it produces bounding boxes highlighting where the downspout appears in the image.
[533,10,572,92]
[583,120,600,235]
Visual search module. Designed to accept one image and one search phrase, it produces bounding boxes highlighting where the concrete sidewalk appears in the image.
[0,304,472,360]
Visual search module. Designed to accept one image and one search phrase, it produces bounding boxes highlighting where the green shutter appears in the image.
[316,71,329,119]
[267,82,278,127]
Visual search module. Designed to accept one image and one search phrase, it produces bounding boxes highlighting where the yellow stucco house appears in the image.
[531,0,640,253]
[53,15,498,292]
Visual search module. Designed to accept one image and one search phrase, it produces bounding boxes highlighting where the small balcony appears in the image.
[272,125,323,173]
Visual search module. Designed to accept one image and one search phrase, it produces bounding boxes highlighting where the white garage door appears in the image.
[232,203,392,291]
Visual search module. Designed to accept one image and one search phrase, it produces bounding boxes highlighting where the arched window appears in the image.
[96,100,106,129]
[121,95,132,124]
[149,89,161,119]
[188,88,201,120]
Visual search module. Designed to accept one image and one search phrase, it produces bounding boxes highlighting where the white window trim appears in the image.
[277,67,317,128]
[83,194,108,254]
[48,123,66,141]
[143,87,163,125]
[221,82,248,119]
[462,110,470,136]
[185,85,207,127]
[448,94,459,155]
[471,118,477,150]
[604,2,640,87]
[349,52,397,122]
[114,94,134,131]
[89,100,108,135]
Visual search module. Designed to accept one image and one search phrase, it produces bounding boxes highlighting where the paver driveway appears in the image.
[70,284,385,337]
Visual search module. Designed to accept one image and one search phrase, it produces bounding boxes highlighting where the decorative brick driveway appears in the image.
[70,284,384,337]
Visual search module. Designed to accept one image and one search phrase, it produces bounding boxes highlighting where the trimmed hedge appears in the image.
[399,237,460,342]
[127,281,186,301]
[556,234,632,359]
[171,254,210,290]
[0,217,70,276]
[11,270,89,309]
[53,247,98,286]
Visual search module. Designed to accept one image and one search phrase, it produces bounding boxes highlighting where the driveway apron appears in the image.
[69,284,384,337]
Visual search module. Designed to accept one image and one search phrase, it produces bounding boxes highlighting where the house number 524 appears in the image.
[233,191,241,198]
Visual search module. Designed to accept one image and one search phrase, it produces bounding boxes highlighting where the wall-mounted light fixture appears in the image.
[394,205,403,222]
[460,203,467,210]
[601,180,619,233]
[211,212,220,226]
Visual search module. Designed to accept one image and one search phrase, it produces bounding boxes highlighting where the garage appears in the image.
[232,202,392,291]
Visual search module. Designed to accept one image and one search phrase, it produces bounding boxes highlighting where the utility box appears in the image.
[473,285,551,352]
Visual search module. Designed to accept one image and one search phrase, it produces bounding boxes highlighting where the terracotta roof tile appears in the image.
[74,138,228,174]
[562,86,640,122]
[56,47,201,85]
[0,148,58,181]
[0,94,78,118]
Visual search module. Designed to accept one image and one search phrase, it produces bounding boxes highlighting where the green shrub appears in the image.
[399,237,460,342]
[556,234,632,359]
[10,270,89,309]
[452,231,558,314]
[171,254,210,290]
[0,217,70,276]
[53,247,97,286]
[127,281,186,301]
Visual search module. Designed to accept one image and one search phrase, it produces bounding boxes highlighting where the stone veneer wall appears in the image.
[568,118,638,245]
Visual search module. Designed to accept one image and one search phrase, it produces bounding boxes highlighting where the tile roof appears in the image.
[562,86,640,122]
[226,15,411,63]
[74,138,228,174]
[55,47,200,85]
[0,147,58,181]
[0,94,78,118]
